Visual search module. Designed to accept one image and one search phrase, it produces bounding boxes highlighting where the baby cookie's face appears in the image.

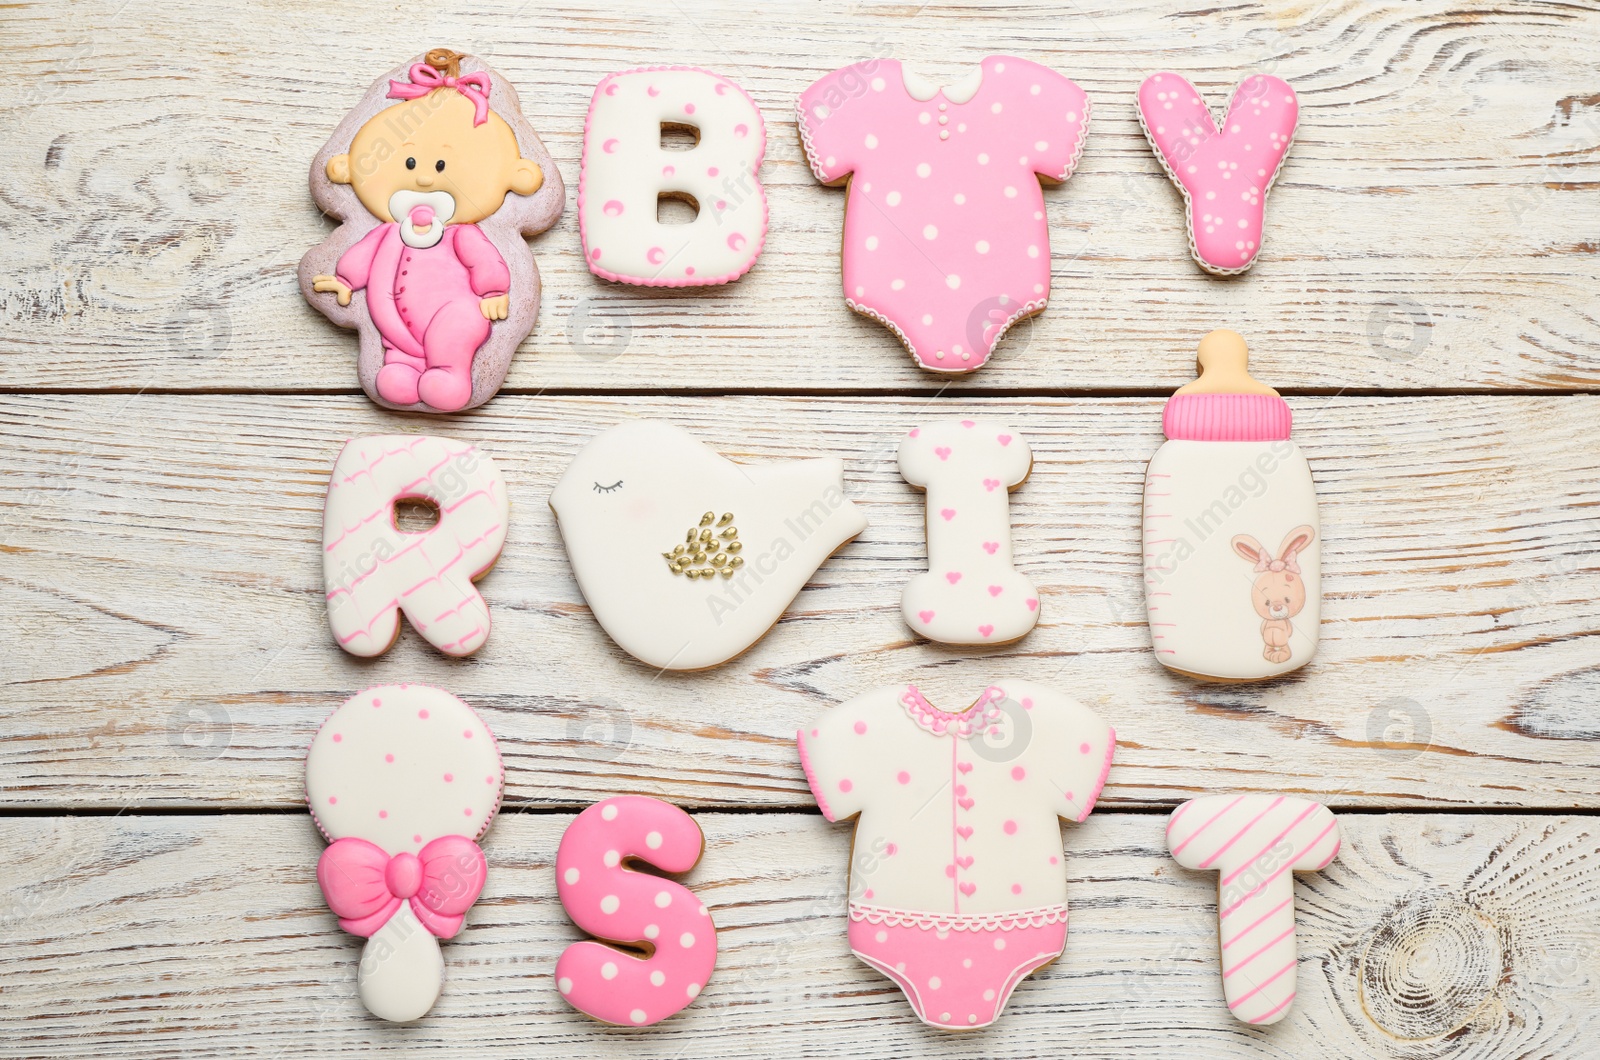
[328,90,542,226]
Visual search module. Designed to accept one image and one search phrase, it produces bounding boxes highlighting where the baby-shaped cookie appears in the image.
[300,49,564,412]
[899,418,1039,644]
[307,685,504,1021]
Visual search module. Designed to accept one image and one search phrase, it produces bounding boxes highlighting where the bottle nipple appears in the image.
[1174,329,1279,396]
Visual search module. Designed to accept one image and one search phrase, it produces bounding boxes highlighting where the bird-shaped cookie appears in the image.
[550,420,868,670]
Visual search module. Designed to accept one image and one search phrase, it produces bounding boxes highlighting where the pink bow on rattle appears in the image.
[388,64,492,127]
[1255,555,1302,575]
[317,835,486,938]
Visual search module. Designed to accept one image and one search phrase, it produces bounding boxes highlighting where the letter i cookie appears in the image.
[1166,795,1340,1024]
[323,435,509,658]
[1136,73,1298,275]
[580,67,767,286]
[899,418,1039,643]
[555,796,717,1026]
[306,685,504,1021]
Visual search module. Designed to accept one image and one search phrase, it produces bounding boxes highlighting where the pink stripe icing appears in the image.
[1163,393,1292,442]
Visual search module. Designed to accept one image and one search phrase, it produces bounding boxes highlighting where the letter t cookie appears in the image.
[899,418,1039,644]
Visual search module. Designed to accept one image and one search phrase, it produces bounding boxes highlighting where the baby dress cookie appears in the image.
[798,681,1115,1030]
[1143,330,1320,681]
[798,57,1089,372]
[1136,73,1298,275]
[580,67,767,285]
[299,49,564,412]
[900,418,1039,644]
[550,419,867,670]
[323,435,509,658]
[307,685,504,1021]
[1166,795,1340,1024]
[555,796,717,1026]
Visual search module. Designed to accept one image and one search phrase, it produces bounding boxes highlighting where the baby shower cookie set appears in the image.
[297,49,1339,1031]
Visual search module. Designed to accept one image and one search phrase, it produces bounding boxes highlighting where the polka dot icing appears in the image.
[798,56,1090,374]
[795,680,1117,1030]
[307,685,503,855]
[580,67,767,286]
[1136,73,1298,275]
[555,796,717,1027]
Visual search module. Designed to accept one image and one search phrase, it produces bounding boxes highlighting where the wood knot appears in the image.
[1358,890,1503,1040]
[424,48,464,78]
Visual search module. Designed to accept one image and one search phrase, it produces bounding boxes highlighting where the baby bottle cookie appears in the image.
[306,685,504,1021]
[299,49,564,413]
[1142,330,1320,680]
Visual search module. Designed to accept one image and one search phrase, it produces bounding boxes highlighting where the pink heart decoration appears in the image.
[958,797,975,810]
[983,541,999,554]
[960,420,975,428]
[977,624,994,638]
[956,856,974,869]
[957,825,974,839]
[1026,598,1038,611]
[918,609,935,623]
[956,761,973,774]
[997,434,1012,446]
[940,508,956,521]
[959,882,977,896]
[908,428,920,437]
[988,585,1003,597]
[983,478,1000,491]
[934,446,951,461]
[946,572,962,584]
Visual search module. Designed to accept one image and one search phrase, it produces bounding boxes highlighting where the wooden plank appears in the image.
[2,0,1597,392]
[0,811,1595,1057]
[0,393,1595,811]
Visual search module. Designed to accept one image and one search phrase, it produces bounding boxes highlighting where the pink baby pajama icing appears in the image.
[798,681,1116,1029]
[798,57,1090,372]
[336,223,510,411]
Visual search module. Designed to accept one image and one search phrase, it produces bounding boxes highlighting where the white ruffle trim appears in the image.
[849,901,1069,932]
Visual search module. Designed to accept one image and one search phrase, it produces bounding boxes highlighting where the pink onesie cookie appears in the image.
[307,685,504,1021]
[798,57,1090,372]
[300,49,564,412]
[1166,795,1340,1024]
[580,67,767,286]
[1136,73,1298,275]
[555,796,717,1026]
[322,435,509,658]
[798,681,1115,1029]
[899,418,1039,644]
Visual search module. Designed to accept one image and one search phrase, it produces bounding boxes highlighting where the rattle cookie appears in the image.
[323,435,508,658]
[1166,795,1340,1024]
[900,418,1039,644]
[798,681,1115,1029]
[550,419,867,671]
[580,67,767,286]
[307,685,504,1021]
[1143,330,1320,681]
[1136,73,1298,275]
[798,57,1089,372]
[555,796,717,1026]
[299,49,564,412]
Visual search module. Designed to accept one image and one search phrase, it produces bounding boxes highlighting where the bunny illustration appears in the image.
[1231,526,1316,663]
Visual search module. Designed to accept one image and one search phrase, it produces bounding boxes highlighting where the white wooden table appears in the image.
[3,0,1598,1055]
